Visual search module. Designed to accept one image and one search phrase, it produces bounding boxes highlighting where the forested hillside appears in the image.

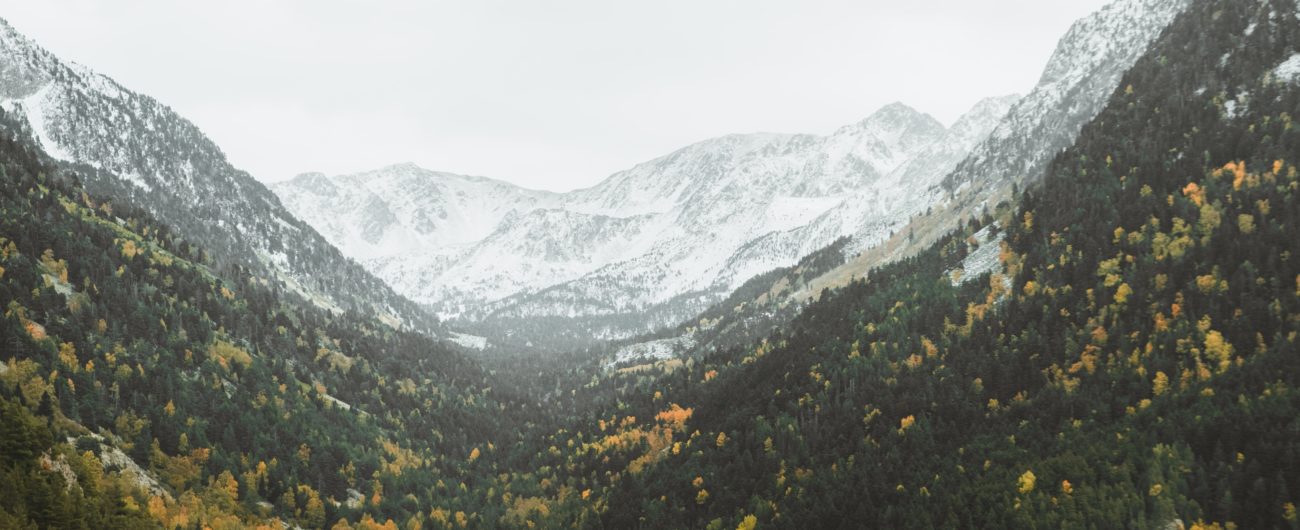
[3,0,1300,528]
[505,0,1300,527]
[0,17,439,335]
[0,107,555,527]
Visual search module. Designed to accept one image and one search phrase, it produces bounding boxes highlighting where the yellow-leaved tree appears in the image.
[1018,470,1036,494]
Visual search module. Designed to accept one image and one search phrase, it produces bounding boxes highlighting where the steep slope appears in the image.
[463,98,989,350]
[275,163,561,261]
[493,0,1300,526]
[6,0,1298,527]
[0,18,435,331]
[941,0,1191,197]
[713,93,1022,285]
[735,0,1196,329]
[284,0,1195,350]
[280,99,1014,346]
[0,109,544,527]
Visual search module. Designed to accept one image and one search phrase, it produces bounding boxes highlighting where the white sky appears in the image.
[0,1,1109,192]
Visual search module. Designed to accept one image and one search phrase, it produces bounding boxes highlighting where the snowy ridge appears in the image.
[771,0,1193,324]
[282,0,1192,344]
[463,0,1190,344]
[277,164,562,261]
[942,0,1191,195]
[0,17,435,330]
[0,0,1193,348]
[277,97,1018,340]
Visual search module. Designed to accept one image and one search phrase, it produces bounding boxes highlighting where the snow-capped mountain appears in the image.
[278,165,561,262]
[942,0,1191,197]
[276,98,1016,342]
[595,0,1199,362]
[275,0,1192,348]
[727,0,1196,330]
[0,18,435,330]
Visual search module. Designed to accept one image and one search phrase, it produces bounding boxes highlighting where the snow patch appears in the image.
[611,335,697,365]
[1273,53,1300,83]
[449,332,488,350]
[321,392,355,412]
[7,84,73,162]
[951,225,1005,286]
[763,197,843,233]
[40,452,79,491]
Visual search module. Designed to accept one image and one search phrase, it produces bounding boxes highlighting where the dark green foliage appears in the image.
[4,0,1300,528]
[0,397,157,529]
[578,0,1300,527]
[0,107,541,526]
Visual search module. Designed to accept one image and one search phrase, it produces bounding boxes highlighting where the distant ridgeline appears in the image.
[2,0,1300,528]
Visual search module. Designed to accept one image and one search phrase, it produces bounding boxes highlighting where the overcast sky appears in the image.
[0,1,1109,192]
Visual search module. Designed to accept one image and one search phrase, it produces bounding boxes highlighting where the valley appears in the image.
[1,0,1298,528]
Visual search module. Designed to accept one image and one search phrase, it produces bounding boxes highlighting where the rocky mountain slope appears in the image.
[585,0,1300,524]
[276,98,1016,344]
[941,0,1192,198]
[0,110,532,527]
[277,0,1193,349]
[696,0,1197,336]
[0,18,436,331]
[547,0,1196,361]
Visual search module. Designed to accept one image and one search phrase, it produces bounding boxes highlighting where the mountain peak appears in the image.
[949,94,1021,132]
[871,101,923,116]
[858,102,941,129]
[967,94,1022,115]
[291,171,326,181]
[0,18,56,101]
[288,171,333,189]
[834,102,945,144]
[343,162,432,181]
[379,161,425,173]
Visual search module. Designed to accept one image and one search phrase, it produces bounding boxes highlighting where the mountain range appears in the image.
[0,0,1192,350]
[272,0,1191,348]
[5,0,1298,527]
[273,97,1015,343]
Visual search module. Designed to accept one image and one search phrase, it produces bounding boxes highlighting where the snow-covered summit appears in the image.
[274,163,561,261]
[276,0,1194,344]
[275,98,1014,336]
